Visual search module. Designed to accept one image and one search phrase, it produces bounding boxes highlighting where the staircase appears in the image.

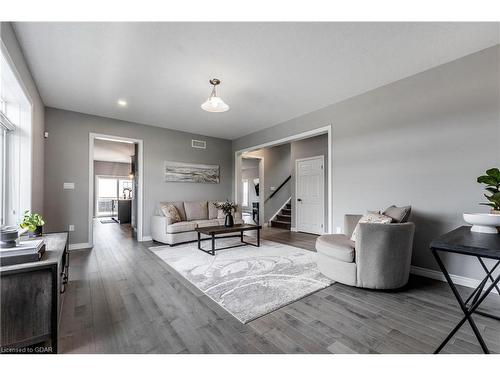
[270,202,292,230]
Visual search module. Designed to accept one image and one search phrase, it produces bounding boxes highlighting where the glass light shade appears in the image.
[201,95,229,113]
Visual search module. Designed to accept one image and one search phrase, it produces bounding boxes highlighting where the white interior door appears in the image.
[296,156,325,234]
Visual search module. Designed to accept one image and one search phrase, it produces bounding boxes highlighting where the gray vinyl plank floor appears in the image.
[58,220,500,354]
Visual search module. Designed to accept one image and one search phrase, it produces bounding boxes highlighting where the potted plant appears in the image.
[477,168,500,214]
[214,200,237,227]
[20,210,45,237]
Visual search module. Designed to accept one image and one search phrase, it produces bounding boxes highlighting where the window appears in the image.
[242,179,249,207]
[1,45,32,226]
[96,176,133,217]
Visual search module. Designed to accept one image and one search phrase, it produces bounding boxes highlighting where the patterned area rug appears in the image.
[149,237,334,323]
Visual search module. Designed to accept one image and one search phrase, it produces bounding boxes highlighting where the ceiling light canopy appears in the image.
[201,78,229,113]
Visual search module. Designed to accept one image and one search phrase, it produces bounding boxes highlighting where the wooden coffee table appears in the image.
[196,224,262,256]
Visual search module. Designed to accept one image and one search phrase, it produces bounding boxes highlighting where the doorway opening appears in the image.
[88,133,144,247]
[240,156,264,225]
[235,125,332,237]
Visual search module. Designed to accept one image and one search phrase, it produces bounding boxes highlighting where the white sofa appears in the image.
[151,200,243,245]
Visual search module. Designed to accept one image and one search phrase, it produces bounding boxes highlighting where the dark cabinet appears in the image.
[0,232,69,353]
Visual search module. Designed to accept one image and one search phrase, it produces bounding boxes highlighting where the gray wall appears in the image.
[246,143,291,222]
[1,22,45,215]
[233,45,500,280]
[44,107,233,244]
[290,134,329,229]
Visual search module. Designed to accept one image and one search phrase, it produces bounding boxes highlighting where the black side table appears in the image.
[430,226,500,354]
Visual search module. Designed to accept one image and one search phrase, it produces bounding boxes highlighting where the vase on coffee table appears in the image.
[224,213,234,227]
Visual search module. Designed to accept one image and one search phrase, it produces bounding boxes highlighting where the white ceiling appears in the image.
[13,22,500,140]
[93,138,134,163]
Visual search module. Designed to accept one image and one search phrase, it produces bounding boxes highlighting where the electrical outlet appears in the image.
[336,227,342,234]
[68,225,75,232]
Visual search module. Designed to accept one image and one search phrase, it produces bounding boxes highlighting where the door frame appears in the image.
[295,155,325,235]
[88,133,144,247]
[234,124,333,233]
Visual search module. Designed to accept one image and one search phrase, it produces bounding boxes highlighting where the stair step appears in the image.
[276,214,291,222]
[281,208,291,215]
[286,203,292,209]
[271,220,291,230]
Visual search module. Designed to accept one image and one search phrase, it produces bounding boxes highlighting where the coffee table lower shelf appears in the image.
[196,224,261,256]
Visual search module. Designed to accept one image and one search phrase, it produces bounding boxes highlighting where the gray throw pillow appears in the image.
[382,205,411,223]
[184,201,208,221]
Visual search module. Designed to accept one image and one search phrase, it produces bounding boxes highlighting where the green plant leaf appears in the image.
[477,175,498,186]
[485,168,500,180]
[479,203,495,207]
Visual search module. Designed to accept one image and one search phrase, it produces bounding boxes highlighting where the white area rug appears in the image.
[149,237,334,323]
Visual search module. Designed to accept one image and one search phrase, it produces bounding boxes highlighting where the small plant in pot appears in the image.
[20,210,45,237]
[214,200,237,227]
[477,168,500,215]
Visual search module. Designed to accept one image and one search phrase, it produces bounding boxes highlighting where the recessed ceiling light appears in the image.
[117,99,127,107]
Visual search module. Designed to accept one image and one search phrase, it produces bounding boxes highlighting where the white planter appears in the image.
[463,213,500,234]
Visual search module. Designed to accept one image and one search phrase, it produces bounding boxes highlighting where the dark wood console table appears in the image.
[0,232,69,354]
[430,226,500,354]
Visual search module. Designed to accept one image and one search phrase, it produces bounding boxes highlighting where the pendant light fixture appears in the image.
[201,78,229,113]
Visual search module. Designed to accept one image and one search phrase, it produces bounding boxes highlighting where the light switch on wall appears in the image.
[63,182,75,190]
[336,227,343,234]
[68,225,75,232]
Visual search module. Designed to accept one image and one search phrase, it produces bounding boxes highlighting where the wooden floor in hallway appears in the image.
[59,221,500,354]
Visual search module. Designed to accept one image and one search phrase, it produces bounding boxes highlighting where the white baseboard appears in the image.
[290,227,297,232]
[411,265,498,295]
[139,235,152,242]
[68,242,92,250]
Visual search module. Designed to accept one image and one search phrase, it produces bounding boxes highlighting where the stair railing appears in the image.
[264,175,291,203]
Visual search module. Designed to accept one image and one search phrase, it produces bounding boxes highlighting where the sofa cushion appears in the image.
[316,234,355,263]
[208,201,219,219]
[382,205,411,223]
[160,201,187,221]
[351,213,392,241]
[193,219,219,228]
[166,221,197,234]
[184,201,208,221]
[159,203,181,225]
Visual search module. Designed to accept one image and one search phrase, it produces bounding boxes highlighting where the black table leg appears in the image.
[197,231,201,250]
[432,248,500,354]
[257,227,260,247]
[211,234,215,256]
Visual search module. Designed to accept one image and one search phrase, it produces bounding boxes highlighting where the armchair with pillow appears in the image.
[316,205,415,289]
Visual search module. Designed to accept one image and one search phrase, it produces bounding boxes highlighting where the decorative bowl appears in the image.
[463,213,500,234]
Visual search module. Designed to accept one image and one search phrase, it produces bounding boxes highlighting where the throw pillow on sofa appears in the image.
[160,203,181,225]
[184,201,208,221]
[382,205,411,223]
[351,213,393,241]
